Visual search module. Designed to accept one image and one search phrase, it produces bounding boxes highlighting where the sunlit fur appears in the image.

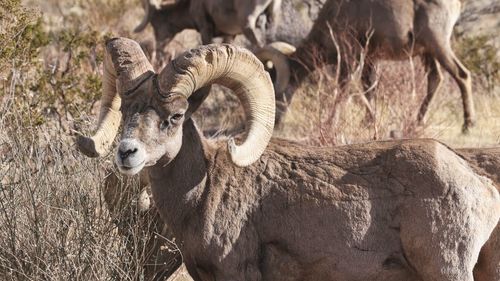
[115,77,188,175]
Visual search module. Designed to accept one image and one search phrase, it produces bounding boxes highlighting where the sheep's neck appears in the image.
[288,40,336,91]
[148,119,209,238]
[288,56,311,90]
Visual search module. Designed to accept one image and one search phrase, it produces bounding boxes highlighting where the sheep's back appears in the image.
[202,138,499,279]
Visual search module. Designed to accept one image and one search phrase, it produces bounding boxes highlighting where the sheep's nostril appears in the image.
[119,148,138,160]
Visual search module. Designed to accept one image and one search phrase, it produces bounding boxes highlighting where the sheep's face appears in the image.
[116,78,188,175]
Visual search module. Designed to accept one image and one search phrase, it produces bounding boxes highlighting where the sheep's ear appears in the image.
[186,86,211,118]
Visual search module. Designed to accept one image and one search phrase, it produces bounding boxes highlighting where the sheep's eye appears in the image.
[170,113,184,123]
[161,113,183,130]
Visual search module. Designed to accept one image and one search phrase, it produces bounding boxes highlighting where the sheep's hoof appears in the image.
[462,120,475,134]
[389,130,403,139]
[461,126,470,135]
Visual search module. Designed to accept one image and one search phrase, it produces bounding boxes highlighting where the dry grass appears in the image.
[277,56,500,148]
[0,0,499,280]
[0,1,176,280]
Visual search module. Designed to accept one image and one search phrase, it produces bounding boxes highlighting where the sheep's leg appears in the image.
[154,39,172,69]
[238,0,271,47]
[362,62,377,102]
[222,35,235,44]
[474,224,500,281]
[190,5,215,45]
[328,60,354,127]
[417,5,474,132]
[153,26,172,64]
[417,55,443,125]
[274,80,297,128]
[242,18,264,48]
[265,0,281,38]
[200,25,215,45]
[360,62,377,122]
[274,100,288,128]
[433,46,474,132]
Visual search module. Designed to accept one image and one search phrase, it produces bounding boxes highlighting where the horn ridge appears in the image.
[77,37,154,157]
[158,44,275,166]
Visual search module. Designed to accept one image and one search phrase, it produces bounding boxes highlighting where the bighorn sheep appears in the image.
[77,38,499,280]
[261,0,474,132]
[134,0,281,48]
[135,0,325,66]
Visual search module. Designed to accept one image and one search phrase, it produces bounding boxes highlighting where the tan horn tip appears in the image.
[267,41,296,55]
[76,135,102,158]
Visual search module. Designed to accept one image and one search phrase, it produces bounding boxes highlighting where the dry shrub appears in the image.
[454,35,500,94]
[0,116,175,279]
[0,0,180,280]
[276,35,500,147]
[274,32,427,145]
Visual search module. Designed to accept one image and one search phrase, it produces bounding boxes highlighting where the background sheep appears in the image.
[133,0,280,58]
[134,0,326,66]
[261,0,474,132]
[77,38,500,281]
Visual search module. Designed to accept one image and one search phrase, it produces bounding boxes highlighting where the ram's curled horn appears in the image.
[77,37,154,157]
[255,42,296,94]
[158,44,275,167]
